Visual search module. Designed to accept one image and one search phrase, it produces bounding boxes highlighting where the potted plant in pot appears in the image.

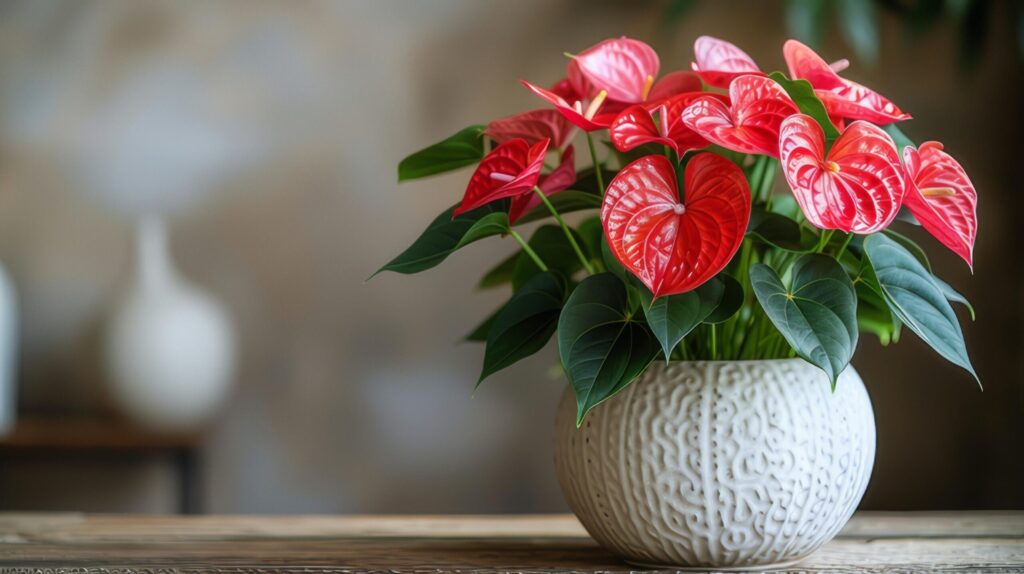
[376,36,978,570]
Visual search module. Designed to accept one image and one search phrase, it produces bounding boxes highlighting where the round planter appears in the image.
[554,359,875,570]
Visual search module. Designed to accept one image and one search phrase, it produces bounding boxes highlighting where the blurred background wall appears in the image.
[0,0,1020,513]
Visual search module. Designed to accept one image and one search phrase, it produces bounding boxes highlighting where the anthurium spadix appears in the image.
[779,115,905,233]
[902,142,978,269]
[682,74,799,157]
[690,35,763,89]
[453,138,549,217]
[784,39,910,125]
[601,153,751,298]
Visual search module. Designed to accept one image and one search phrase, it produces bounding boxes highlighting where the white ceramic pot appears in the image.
[554,359,875,570]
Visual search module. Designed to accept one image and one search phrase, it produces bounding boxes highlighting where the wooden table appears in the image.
[0,512,1021,572]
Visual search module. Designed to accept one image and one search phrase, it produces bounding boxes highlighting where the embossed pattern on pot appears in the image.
[554,359,876,569]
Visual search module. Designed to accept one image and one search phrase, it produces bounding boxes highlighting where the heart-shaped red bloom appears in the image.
[454,138,549,217]
[681,74,799,157]
[602,153,751,298]
[609,93,726,156]
[485,109,576,149]
[575,37,660,103]
[783,39,910,125]
[902,142,978,268]
[690,35,762,89]
[508,146,576,224]
[779,114,904,233]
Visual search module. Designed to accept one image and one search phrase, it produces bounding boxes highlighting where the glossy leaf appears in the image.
[779,115,905,233]
[485,109,576,149]
[454,138,549,217]
[690,35,762,88]
[883,228,931,272]
[575,37,659,103]
[602,153,751,298]
[398,125,485,182]
[902,142,978,268]
[750,254,859,386]
[862,233,978,383]
[704,274,744,324]
[375,205,507,276]
[747,208,818,251]
[681,75,799,157]
[933,275,976,321]
[479,272,565,383]
[558,273,659,425]
[767,71,840,142]
[639,279,725,360]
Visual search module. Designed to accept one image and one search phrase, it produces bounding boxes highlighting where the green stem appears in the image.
[585,131,605,195]
[834,232,854,260]
[509,229,548,272]
[710,324,718,360]
[816,229,835,253]
[532,186,595,274]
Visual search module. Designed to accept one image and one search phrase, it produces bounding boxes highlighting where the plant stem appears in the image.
[834,232,854,260]
[585,131,605,195]
[816,229,835,253]
[710,324,718,360]
[532,186,595,274]
[509,229,548,271]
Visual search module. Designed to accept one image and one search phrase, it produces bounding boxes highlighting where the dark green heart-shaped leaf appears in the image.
[514,191,602,225]
[704,274,744,324]
[747,209,818,252]
[639,279,725,361]
[863,233,978,383]
[558,273,659,425]
[883,228,932,272]
[751,254,858,386]
[398,125,485,182]
[479,272,565,384]
[769,71,840,143]
[374,205,508,276]
[512,225,585,290]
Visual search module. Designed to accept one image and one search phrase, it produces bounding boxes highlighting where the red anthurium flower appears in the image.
[783,39,910,125]
[609,93,727,156]
[485,109,576,149]
[602,153,751,298]
[902,142,978,268]
[453,138,549,217]
[690,35,762,89]
[574,37,660,104]
[779,114,904,234]
[681,74,799,157]
[522,79,619,132]
[508,146,576,224]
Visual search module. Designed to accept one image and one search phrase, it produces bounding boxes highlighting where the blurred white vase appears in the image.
[105,216,236,432]
[0,263,18,436]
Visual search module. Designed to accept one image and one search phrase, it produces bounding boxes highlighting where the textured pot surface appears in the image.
[554,359,875,570]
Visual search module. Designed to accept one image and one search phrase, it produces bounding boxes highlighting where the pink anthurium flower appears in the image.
[602,153,751,298]
[609,92,727,156]
[690,35,763,89]
[783,39,910,125]
[485,109,576,149]
[681,74,799,157]
[574,37,660,104]
[453,138,549,217]
[508,146,577,224]
[902,142,978,269]
[522,79,619,132]
[779,114,904,234]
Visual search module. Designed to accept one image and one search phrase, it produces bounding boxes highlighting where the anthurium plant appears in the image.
[378,36,979,425]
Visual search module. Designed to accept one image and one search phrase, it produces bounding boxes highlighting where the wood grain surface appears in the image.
[0,512,1021,573]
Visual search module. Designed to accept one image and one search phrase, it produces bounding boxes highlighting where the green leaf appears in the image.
[479,272,565,383]
[375,204,507,276]
[705,274,744,324]
[882,228,932,272]
[747,208,818,252]
[514,190,602,225]
[639,280,725,361]
[862,233,978,383]
[883,123,915,154]
[398,125,485,182]
[558,273,659,425]
[933,275,976,321]
[837,0,879,64]
[750,254,859,386]
[577,216,603,266]
[512,225,585,290]
[477,252,519,289]
[769,71,841,143]
[465,305,502,342]
[854,267,901,345]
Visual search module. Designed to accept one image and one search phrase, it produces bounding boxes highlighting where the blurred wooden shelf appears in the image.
[0,415,199,452]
